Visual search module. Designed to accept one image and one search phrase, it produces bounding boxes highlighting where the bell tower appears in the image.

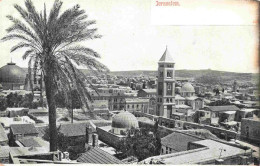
[156,46,175,118]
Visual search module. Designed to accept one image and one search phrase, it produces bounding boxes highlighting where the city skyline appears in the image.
[0,0,258,73]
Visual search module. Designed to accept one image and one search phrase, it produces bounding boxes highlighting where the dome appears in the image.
[112,111,139,129]
[0,62,26,83]
[181,82,195,93]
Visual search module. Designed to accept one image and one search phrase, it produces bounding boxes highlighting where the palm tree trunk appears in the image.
[71,108,73,123]
[40,71,43,107]
[44,72,58,152]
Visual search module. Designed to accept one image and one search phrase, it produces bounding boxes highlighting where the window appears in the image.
[159,71,163,77]
[158,82,163,95]
[167,71,172,78]
[167,64,173,68]
[132,105,134,108]
[137,104,139,108]
[127,105,130,108]
[166,83,172,96]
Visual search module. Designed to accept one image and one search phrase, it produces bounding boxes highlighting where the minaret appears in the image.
[156,46,175,118]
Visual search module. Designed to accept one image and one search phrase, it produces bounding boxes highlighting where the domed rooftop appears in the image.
[181,82,195,93]
[112,111,139,129]
[0,62,26,83]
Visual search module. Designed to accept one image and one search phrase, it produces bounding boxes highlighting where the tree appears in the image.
[6,93,23,107]
[20,93,33,108]
[117,126,161,161]
[0,97,7,111]
[2,0,108,151]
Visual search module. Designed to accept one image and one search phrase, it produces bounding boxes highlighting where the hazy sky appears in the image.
[0,0,258,73]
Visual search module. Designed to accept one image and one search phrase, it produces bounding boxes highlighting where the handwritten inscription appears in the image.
[156,1,180,6]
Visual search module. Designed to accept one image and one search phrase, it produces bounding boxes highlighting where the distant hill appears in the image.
[109,69,258,85]
[22,67,258,85]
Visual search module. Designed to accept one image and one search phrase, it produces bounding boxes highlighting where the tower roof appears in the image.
[159,46,174,63]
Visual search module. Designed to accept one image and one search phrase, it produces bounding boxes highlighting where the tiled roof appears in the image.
[59,123,87,137]
[77,147,123,164]
[207,105,240,112]
[10,124,38,135]
[161,132,202,152]
[0,124,8,142]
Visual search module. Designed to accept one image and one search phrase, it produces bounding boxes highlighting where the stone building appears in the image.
[125,98,149,113]
[241,117,260,144]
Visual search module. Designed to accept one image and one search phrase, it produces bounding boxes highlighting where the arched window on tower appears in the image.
[167,71,172,78]
[159,71,163,77]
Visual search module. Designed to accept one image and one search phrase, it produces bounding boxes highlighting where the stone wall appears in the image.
[240,118,260,143]
[96,127,125,149]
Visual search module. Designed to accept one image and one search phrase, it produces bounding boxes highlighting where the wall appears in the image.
[96,127,125,149]
[240,118,260,143]
[133,111,238,140]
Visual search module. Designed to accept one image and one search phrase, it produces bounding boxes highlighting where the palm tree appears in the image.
[2,0,108,151]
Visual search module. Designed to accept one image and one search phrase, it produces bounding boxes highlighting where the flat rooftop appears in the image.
[142,139,249,165]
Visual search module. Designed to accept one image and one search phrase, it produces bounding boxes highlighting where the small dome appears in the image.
[112,111,139,129]
[181,82,195,93]
[0,62,26,84]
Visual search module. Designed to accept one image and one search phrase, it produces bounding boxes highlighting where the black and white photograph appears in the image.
[0,0,259,165]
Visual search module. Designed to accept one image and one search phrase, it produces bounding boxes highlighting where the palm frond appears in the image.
[10,42,37,52]
[5,15,40,43]
[22,49,35,60]
[59,46,101,58]
[13,4,44,40]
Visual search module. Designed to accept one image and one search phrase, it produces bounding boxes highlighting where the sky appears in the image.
[0,0,259,73]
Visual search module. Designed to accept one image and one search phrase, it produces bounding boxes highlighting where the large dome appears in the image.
[181,82,195,93]
[112,111,139,129]
[0,62,26,84]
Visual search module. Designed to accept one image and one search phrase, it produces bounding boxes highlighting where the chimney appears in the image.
[92,134,98,147]
[86,126,93,145]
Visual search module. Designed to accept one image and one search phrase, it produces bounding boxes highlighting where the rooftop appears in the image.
[206,105,240,112]
[158,47,174,63]
[0,124,8,143]
[175,94,185,100]
[125,98,149,103]
[140,89,157,94]
[0,146,48,159]
[10,124,38,135]
[17,137,49,150]
[77,147,123,164]
[161,132,202,152]
[142,139,250,165]
[59,123,87,137]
